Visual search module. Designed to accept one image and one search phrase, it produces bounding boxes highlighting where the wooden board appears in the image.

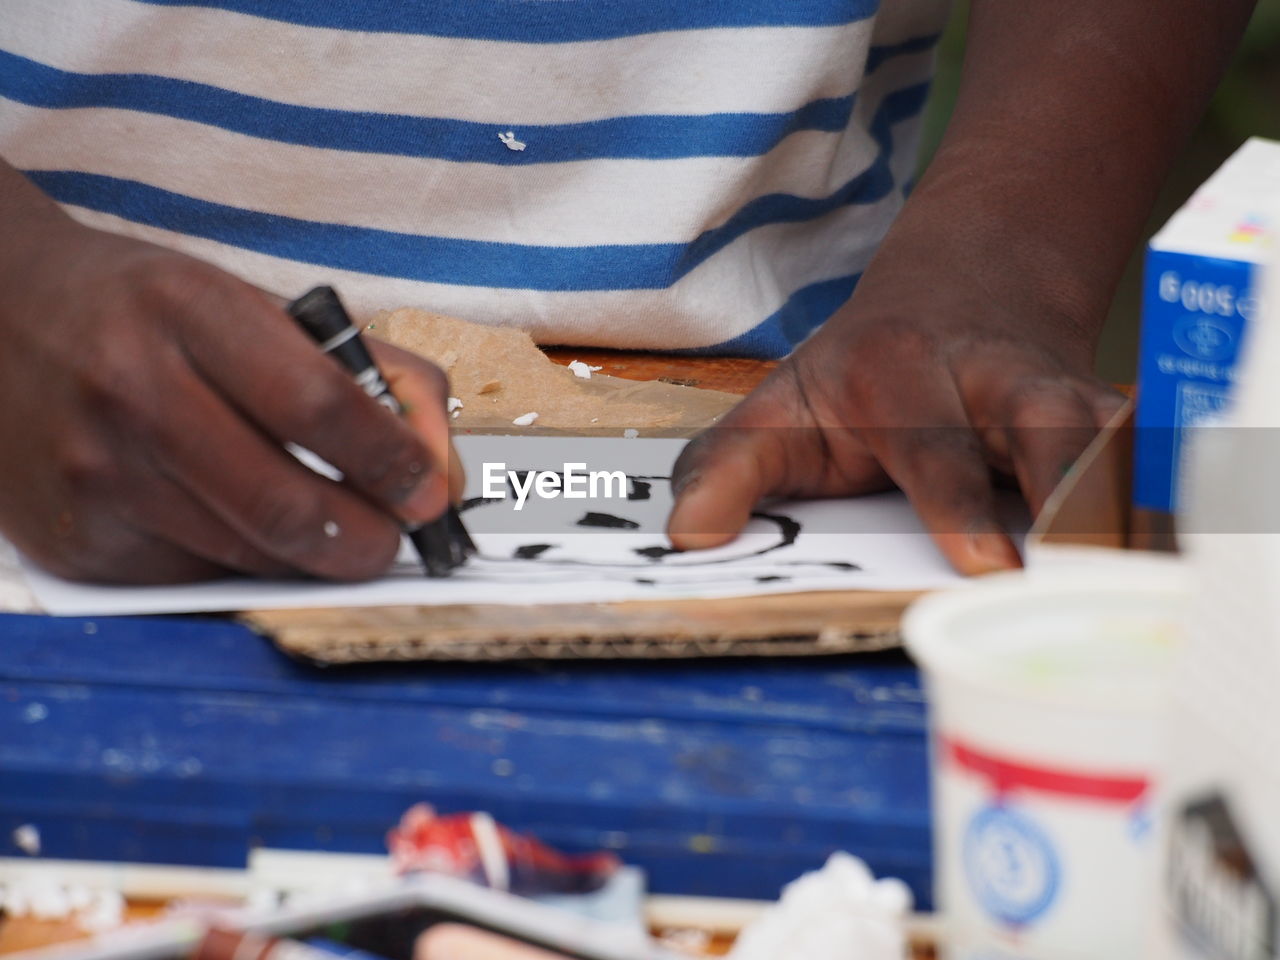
[0,611,935,903]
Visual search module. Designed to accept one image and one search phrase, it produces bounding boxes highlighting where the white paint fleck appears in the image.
[323,520,340,539]
[77,888,125,932]
[28,879,71,920]
[497,130,527,151]
[817,625,847,648]
[623,428,639,439]
[590,418,599,423]
[567,360,603,380]
[447,397,464,413]
[65,885,93,911]
[83,622,97,635]
[101,748,127,768]
[452,410,460,419]
[3,885,29,918]
[660,929,711,954]
[23,702,48,723]
[512,411,539,427]
[12,823,40,855]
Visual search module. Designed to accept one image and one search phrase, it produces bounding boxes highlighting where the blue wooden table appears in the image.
[0,613,932,905]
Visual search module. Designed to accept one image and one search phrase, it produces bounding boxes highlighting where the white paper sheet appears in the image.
[21,436,978,616]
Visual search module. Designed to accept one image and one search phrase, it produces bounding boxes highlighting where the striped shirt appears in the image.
[0,0,947,358]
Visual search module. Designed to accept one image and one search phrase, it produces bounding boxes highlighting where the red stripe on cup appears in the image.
[941,736,1149,804]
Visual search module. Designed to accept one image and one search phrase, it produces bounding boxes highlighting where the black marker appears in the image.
[287,286,475,577]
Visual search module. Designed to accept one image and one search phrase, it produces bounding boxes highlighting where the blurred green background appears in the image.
[917,0,1280,382]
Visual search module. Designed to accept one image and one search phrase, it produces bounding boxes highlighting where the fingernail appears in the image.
[672,470,702,498]
[400,468,445,523]
[446,442,466,505]
[965,527,1020,574]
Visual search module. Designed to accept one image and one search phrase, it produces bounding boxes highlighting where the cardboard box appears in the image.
[1134,138,1279,517]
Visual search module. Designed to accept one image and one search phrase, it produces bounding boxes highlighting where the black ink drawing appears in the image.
[626,479,652,501]
[512,544,555,560]
[397,471,864,587]
[576,512,641,530]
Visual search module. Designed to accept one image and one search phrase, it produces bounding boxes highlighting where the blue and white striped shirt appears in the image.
[0,0,947,358]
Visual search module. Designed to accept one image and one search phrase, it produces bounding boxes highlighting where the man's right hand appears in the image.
[0,166,454,584]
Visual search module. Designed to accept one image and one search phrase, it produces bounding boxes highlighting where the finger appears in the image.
[878,426,1022,575]
[17,436,249,585]
[668,364,889,551]
[369,340,465,506]
[29,517,226,585]
[858,377,1021,576]
[667,367,825,550]
[956,353,1126,519]
[447,439,465,506]
[1003,383,1101,518]
[666,425,789,550]
[14,431,234,585]
[119,471,296,578]
[149,370,404,581]
[168,275,448,525]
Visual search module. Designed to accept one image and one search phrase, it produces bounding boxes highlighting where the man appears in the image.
[0,0,1257,583]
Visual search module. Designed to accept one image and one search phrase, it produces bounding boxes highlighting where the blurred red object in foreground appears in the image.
[387,804,620,896]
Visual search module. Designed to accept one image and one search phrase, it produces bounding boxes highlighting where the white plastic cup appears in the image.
[903,567,1185,959]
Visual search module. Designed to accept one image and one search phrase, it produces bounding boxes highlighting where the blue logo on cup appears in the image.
[1173,316,1234,361]
[964,803,1061,927]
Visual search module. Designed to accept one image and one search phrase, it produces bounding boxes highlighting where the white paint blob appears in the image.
[497,131,527,152]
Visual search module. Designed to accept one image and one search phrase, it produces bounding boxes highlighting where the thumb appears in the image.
[446,439,465,506]
[666,424,788,551]
[370,340,461,511]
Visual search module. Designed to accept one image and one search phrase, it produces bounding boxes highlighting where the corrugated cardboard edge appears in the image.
[241,590,919,664]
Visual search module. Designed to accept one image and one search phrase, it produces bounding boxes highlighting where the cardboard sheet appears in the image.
[372,309,742,434]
